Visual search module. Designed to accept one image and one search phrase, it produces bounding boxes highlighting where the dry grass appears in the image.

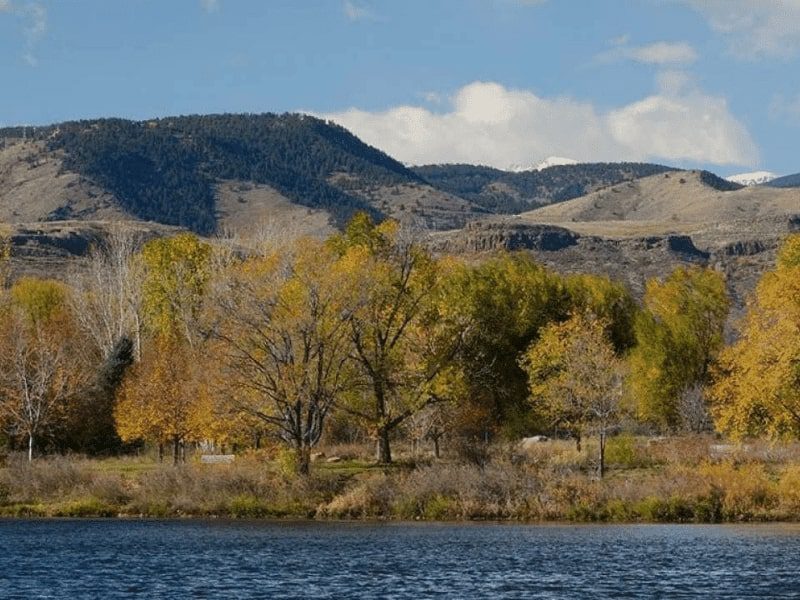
[5,435,800,522]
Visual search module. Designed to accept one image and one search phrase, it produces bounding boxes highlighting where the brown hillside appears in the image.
[518,170,799,235]
[0,141,127,222]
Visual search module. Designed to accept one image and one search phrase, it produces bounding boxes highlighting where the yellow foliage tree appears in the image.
[206,238,360,474]
[115,334,214,463]
[115,233,215,463]
[521,313,625,477]
[333,215,470,464]
[711,235,800,439]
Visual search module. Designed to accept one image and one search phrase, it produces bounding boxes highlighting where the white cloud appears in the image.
[200,0,219,13]
[680,0,800,58]
[0,0,12,12]
[597,40,697,65]
[317,80,758,168]
[343,0,376,22]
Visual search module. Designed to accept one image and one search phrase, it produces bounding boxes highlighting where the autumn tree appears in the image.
[114,233,214,462]
[0,279,87,460]
[627,266,729,430]
[115,335,213,463]
[521,313,625,477]
[710,235,800,439]
[140,233,212,344]
[206,239,357,475]
[333,214,469,464]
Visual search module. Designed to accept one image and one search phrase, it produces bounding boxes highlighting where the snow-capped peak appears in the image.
[725,171,778,186]
[534,156,579,171]
[507,156,579,173]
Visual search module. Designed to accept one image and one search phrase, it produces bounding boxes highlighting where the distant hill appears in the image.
[766,173,800,188]
[412,162,677,214]
[515,170,794,233]
[0,114,435,234]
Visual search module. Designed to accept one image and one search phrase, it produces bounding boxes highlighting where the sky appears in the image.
[1,0,799,175]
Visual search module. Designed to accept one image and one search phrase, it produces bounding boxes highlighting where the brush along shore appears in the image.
[3,436,800,523]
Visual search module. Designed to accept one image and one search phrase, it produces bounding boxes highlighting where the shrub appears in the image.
[55,498,116,518]
[605,434,651,469]
[229,494,270,518]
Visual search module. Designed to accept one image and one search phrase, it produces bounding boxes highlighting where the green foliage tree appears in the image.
[140,233,212,343]
[628,266,729,429]
[442,253,570,438]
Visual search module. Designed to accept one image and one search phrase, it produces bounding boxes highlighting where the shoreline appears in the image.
[4,514,800,527]
[2,506,799,525]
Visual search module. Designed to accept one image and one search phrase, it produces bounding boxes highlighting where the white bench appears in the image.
[200,454,236,464]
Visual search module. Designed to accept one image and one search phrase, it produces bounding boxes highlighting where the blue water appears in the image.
[1,520,799,598]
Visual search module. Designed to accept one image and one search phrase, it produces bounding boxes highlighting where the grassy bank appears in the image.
[3,436,800,523]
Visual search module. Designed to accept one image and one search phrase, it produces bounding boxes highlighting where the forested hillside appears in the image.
[413,162,678,213]
[1,114,426,233]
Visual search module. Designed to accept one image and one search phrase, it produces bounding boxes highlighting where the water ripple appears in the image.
[1,521,800,599]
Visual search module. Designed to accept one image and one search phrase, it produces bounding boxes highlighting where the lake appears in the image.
[1,520,799,598]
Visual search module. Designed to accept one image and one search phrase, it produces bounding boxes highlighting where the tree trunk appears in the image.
[433,436,441,459]
[158,443,164,463]
[28,433,33,462]
[575,432,582,453]
[376,428,392,464]
[172,437,180,466]
[296,445,311,476]
[180,441,186,464]
[598,431,606,479]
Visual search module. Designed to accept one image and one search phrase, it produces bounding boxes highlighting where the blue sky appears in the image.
[1,0,799,174]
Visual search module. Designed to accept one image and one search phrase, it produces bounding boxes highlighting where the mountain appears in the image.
[436,169,800,310]
[0,114,480,235]
[0,116,681,235]
[725,171,778,186]
[412,162,677,214]
[765,172,800,188]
